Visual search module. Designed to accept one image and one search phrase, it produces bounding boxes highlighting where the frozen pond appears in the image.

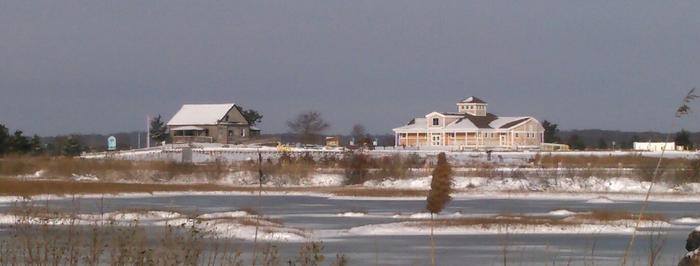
[1,194,697,265]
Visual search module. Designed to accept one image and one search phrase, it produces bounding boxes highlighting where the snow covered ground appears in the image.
[0,207,672,242]
[0,209,307,242]
[363,175,700,194]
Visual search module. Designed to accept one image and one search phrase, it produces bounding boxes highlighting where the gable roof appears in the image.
[498,117,530,129]
[459,96,487,104]
[167,103,237,126]
[394,113,535,131]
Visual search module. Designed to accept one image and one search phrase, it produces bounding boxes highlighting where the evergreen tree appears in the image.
[542,120,560,143]
[30,135,44,156]
[8,130,30,154]
[241,108,263,126]
[0,124,8,156]
[63,137,83,156]
[566,134,586,150]
[675,130,694,150]
[597,138,608,150]
[149,115,169,144]
[426,152,453,266]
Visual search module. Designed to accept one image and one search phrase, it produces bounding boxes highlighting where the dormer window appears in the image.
[432,118,440,126]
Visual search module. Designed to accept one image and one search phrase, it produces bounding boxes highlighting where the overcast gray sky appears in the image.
[1,1,699,136]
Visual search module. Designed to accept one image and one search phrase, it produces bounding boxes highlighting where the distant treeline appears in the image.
[557,129,697,150]
[2,121,698,156]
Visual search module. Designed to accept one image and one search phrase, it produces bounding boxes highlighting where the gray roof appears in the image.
[459,96,487,104]
[394,113,534,131]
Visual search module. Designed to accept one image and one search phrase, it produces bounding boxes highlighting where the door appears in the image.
[431,133,442,146]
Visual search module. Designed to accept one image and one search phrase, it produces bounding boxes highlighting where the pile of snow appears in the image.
[101,211,181,222]
[408,212,433,219]
[548,210,577,216]
[336,212,367,217]
[364,177,432,189]
[391,212,464,219]
[673,217,700,224]
[198,211,250,219]
[72,174,100,182]
[586,197,615,204]
[307,174,344,187]
[159,217,307,242]
[17,170,46,179]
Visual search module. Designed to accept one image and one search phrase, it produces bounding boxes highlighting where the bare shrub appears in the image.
[343,153,371,185]
[294,241,325,266]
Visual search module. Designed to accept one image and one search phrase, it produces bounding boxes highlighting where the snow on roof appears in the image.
[459,96,487,104]
[167,103,236,126]
[393,118,427,131]
[394,115,534,131]
[490,117,530,129]
[170,126,206,131]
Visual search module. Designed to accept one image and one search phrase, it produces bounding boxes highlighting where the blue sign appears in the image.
[107,136,117,151]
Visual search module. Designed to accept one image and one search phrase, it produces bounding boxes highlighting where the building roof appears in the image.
[170,126,206,131]
[459,96,487,104]
[167,103,236,126]
[394,114,533,131]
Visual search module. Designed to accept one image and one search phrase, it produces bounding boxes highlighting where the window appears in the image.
[241,129,247,137]
[515,133,519,138]
[432,118,439,126]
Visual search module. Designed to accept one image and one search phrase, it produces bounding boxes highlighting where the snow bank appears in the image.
[346,222,637,236]
[307,174,344,186]
[198,211,250,219]
[336,212,367,217]
[586,197,615,204]
[364,175,700,195]
[0,210,307,242]
[345,218,669,237]
[548,210,577,216]
[673,217,700,224]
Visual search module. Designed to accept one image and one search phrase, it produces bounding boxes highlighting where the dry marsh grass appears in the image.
[0,206,345,266]
[420,210,667,228]
[575,210,667,222]
[0,178,234,197]
[0,177,431,198]
[426,216,577,227]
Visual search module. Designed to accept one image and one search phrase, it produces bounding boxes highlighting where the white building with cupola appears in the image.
[393,97,544,150]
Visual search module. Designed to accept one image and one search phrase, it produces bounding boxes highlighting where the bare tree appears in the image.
[350,124,366,143]
[287,111,330,144]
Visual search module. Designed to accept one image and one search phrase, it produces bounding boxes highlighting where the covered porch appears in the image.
[171,126,214,144]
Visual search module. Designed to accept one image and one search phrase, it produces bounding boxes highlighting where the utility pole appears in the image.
[146,115,151,148]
